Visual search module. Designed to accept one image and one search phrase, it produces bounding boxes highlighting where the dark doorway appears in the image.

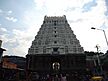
[53,48,58,52]
[52,48,59,54]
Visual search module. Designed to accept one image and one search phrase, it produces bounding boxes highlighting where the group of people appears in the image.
[30,72,93,81]
[31,73,68,81]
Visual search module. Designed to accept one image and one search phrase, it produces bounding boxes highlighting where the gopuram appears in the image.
[26,15,86,81]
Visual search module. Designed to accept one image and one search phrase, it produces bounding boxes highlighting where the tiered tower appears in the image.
[26,15,86,81]
[28,15,84,55]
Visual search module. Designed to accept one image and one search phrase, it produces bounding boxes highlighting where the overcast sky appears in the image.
[0,0,108,57]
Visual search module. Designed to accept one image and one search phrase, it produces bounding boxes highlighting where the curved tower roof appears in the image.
[28,15,84,55]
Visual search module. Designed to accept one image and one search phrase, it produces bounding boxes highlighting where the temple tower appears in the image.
[26,15,86,81]
[28,15,84,55]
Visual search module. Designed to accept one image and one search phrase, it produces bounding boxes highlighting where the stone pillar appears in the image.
[0,40,2,48]
[0,40,6,63]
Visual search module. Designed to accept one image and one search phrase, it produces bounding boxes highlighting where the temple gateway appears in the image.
[26,15,86,81]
